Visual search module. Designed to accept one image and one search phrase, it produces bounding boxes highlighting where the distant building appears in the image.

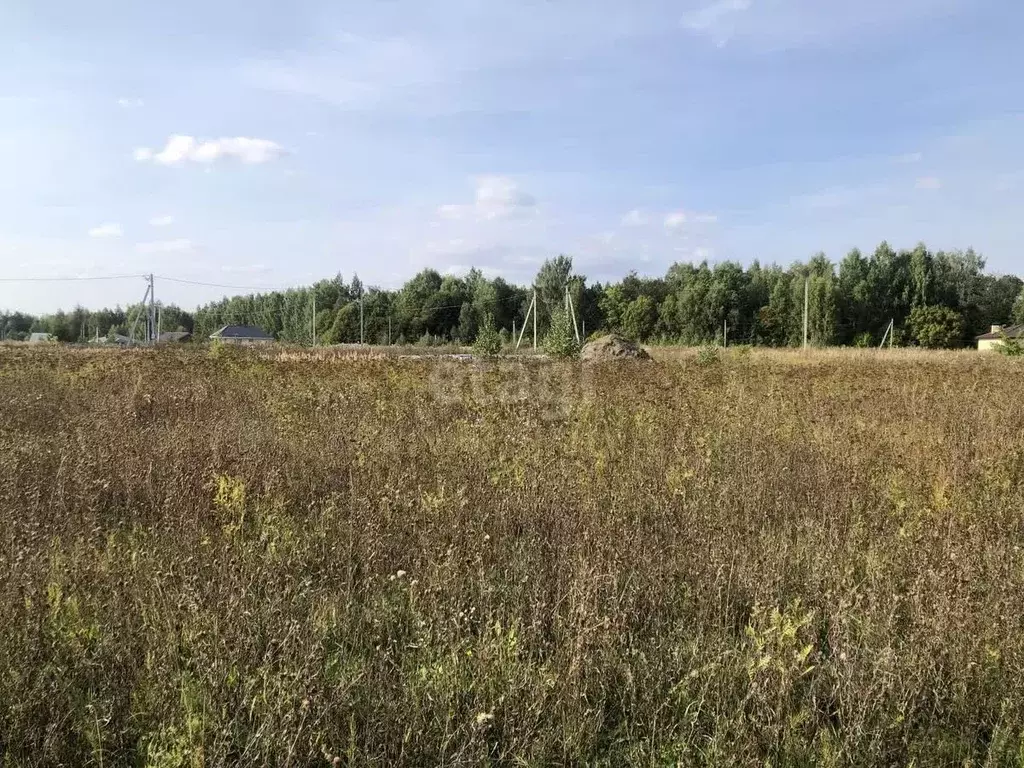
[976,324,1023,352]
[210,325,274,345]
[27,333,53,344]
[158,331,192,344]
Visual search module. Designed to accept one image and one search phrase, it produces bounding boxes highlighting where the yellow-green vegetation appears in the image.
[1,345,1024,766]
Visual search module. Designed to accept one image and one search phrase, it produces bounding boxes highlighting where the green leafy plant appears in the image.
[908,305,965,349]
[998,333,1024,357]
[696,345,719,366]
[473,313,502,356]
[542,308,580,359]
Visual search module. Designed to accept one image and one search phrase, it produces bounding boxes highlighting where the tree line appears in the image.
[4,242,1023,348]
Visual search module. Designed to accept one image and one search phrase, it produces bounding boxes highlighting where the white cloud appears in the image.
[801,190,849,209]
[134,135,285,166]
[681,0,752,45]
[437,176,537,221]
[437,204,465,220]
[221,264,270,274]
[149,215,174,227]
[621,209,648,227]
[117,97,144,108]
[895,152,923,164]
[664,211,688,231]
[692,212,719,224]
[88,223,122,238]
[136,239,194,254]
[915,176,942,190]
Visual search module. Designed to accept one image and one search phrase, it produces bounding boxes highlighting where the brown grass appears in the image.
[1,345,1023,766]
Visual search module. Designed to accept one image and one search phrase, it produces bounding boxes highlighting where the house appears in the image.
[976,324,1024,352]
[210,325,274,345]
[158,331,192,344]
[27,333,52,344]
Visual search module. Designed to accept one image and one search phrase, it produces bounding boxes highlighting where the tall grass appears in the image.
[1,346,1023,766]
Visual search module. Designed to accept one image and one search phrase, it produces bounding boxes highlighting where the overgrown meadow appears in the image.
[2,345,1024,766]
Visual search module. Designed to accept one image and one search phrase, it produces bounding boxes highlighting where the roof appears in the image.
[158,331,191,342]
[976,325,1024,341]
[210,325,273,340]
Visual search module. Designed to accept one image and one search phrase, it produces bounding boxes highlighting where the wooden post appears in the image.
[802,277,809,350]
[532,289,537,350]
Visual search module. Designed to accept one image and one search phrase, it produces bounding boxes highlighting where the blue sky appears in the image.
[1,0,1021,312]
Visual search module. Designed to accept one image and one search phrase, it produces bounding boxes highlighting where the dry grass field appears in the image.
[1,345,1023,766]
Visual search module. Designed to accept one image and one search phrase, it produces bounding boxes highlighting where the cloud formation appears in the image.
[895,152,923,164]
[915,176,942,190]
[438,176,537,221]
[135,239,193,254]
[621,209,648,227]
[664,211,688,231]
[88,223,122,238]
[149,215,174,227]
[134,136,285,165]
[681,0,752,45]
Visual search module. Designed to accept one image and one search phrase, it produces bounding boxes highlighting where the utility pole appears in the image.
[515,291,537,351]
[532,287,537,350]
[129,276,153,345]
[565,283,581,344]
[802,277,809,350]
[148,273,156,345]
[359,293,364,345]
[879,318,894,350]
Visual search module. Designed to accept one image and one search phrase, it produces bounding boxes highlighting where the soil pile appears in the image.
[580,334,652,362]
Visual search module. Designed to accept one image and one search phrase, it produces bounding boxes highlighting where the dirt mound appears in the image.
[580,334,652,362]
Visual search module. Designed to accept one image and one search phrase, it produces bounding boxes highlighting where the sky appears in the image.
[1,0,1022,313]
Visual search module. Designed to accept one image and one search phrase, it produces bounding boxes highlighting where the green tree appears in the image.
[543,308,580,359]
[621,295,657,341]
[534,255,575,334]
[1013,289,1024,326]
[473,313,502,355]
[908,305,965,349]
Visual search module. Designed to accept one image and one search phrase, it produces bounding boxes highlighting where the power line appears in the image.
[0,274,141,283]
[154,275,277,292]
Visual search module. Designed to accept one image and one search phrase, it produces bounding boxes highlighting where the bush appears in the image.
[696,345,720,366]
[853,332,874,348]
[543,309,580,359]
[473,314,502,356]
[998,334,1024,357]
[909,305,965,349]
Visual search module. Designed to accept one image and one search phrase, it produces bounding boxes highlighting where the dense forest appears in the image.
[4,242,1023,348]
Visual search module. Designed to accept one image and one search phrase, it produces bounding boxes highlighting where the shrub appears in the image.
[543,308,580,359]
[998,333,1024,357]
[853,331,874,348]
[473,314,502,356]
[909,305,965,349]
[696,345,719,365]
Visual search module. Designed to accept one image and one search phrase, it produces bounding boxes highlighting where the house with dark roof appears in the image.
[210,325,274,345]
[158,331,192,344]
[975,324,1023,352]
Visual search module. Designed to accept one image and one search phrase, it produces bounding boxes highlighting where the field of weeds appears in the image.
[2,345,1024,766]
